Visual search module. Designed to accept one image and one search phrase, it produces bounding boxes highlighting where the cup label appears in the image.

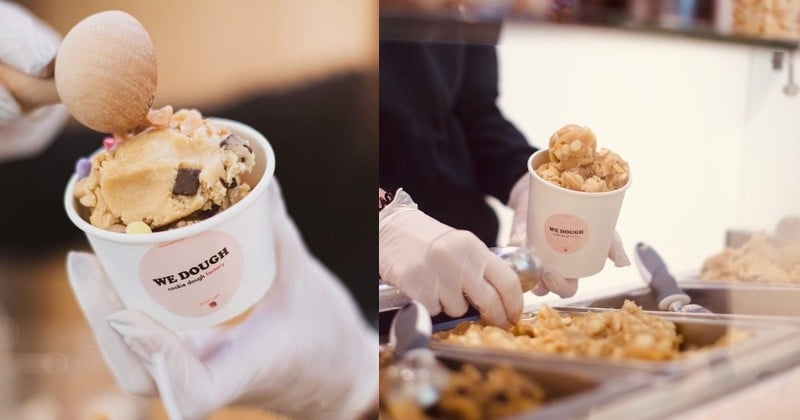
[140,230,244,317]
[544,214,590,254]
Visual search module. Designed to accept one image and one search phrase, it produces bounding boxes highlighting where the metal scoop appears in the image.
[385,301,450,408]
[635,242,712,314]
[490,246,543,293]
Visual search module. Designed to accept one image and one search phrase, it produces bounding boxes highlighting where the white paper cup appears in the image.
[64,118,276,331]
[526,149,631,279]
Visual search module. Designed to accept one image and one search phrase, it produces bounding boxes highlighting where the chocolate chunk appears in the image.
[172,168,201,196]
[220,134,241,148]
[221,177,237,189]
[221,134,253,153]
[197,203,221,219]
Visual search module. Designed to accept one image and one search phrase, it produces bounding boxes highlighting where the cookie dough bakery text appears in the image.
[151,247,231,286]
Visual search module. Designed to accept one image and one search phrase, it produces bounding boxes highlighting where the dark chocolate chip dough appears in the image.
[220,134,252,153]
[173,168,201,196]
[222,177,237,188]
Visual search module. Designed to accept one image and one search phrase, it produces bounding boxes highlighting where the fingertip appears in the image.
[532,280,551,296]
[106,309,166,332]
[105,310,142,341]
[65,251,100,277]
[614,253,632,267]
[474,291,511,328]
[441,293,469,319]
[419,298,443,317]
[556,289,577,299]
[66,250,92,260]
[506,305,522,325]
[65,252,112,298]
[609,244,631,267]
[105,310,177,363]
[483,253,524,316]
[545,274,578,298]
[105,309,137,327]
[459,286,508,328]
[609,231,631,267]
[503,291,524,326]
[442,305,469,320]
[481,309,509,328]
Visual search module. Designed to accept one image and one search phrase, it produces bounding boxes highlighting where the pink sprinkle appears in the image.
[102,137,116,150]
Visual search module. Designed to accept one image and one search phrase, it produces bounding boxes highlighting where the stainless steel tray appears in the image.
[430,307,800,377]
[578,281,800,319]
[381,349,653,420]
[679,223,799,289]
[681,279,800,318]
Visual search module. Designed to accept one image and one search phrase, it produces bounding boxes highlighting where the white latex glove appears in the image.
[379,188,523,326]
[66,179,378,420]
[0,1,69,162]
[507,174,631,298]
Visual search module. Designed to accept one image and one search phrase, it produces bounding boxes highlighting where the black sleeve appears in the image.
[453,44,537,204]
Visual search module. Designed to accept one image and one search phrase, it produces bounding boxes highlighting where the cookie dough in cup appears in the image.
[64,118,276,330]
[526,125,631,279]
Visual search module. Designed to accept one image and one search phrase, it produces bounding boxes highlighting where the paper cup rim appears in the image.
[63,118,275,244]
[527,148,632,197]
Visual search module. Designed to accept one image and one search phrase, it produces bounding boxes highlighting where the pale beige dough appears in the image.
[535,124,629,192]
[74,108,255,231]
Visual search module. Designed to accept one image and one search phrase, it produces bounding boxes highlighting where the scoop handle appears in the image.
[0,63,59,111]
[635,242,691,311]
[389,301,433,358]
[651,265,691,311]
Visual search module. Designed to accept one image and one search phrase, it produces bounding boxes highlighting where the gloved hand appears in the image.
[507,174,631,298]
[0,2,69,162]
[379,188,523,327]
[66,179,378,420]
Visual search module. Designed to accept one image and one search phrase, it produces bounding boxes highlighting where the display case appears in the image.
[381,0,799,48]
[381,0,800,96]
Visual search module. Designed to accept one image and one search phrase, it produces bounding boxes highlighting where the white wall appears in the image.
[738,49,800,232]
[491,24,799,306]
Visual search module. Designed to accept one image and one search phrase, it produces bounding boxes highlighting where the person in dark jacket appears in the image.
[378,29,629,327]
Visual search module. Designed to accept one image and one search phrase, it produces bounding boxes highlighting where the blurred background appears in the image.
[0,0,376,418]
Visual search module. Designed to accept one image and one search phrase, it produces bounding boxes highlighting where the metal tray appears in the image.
[682,223,799,289]
[681,278,800,318]
[380,349,653,420]
[430,307,800,377]
[578,280,800,319]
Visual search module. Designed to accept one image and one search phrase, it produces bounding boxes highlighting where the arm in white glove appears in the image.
[507,174,631,298]
[379,188,523,327]
[66,179,378,420]
[0,1,69,162]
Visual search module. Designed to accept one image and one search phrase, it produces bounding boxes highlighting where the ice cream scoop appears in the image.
[635,242,712,314]
[490,246,543,293]
[0,10,157,135]
[386,301,450,409]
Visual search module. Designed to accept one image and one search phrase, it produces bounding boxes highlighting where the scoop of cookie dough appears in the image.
[73,108,255,231]
[548,124,597,171]
[536,124,629,193]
